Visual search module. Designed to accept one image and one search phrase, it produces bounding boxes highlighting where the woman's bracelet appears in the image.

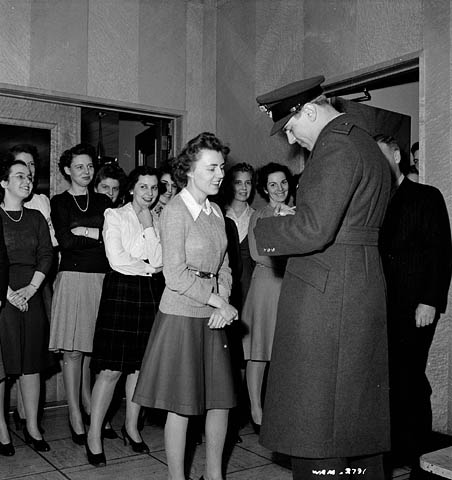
[29,283,39,290]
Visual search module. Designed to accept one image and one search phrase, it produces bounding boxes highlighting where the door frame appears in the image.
[0,82,185,187]
[322,52,421,178]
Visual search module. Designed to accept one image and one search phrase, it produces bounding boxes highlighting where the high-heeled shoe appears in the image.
[23,427,50,452]
[85,442,106,467]
[68,421,86,445]
[102,424,118,440]
[12,409,25,431]
[12,410,45,434]
[121,425,149,453]
[0,440,15,456]
[250,419,261,435]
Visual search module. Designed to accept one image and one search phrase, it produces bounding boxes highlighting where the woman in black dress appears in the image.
[49,144,111,445]
[0,158,53,451]
[0,217,11,456]
[86,167,164,466]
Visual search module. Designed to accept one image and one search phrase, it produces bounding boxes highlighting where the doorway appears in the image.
[80,109,174,174]
[323,55,419,173]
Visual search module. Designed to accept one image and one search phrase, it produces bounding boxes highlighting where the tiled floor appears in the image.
[0,405,293,480]
[0,405,424,480]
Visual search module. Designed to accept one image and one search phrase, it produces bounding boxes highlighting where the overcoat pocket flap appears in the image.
[286,258,330,293]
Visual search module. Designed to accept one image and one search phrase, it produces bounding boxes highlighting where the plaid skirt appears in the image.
[91,270,164,374]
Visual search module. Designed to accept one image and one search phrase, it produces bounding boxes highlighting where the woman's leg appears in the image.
[0,380,11,444]
[81,354,92,415]
[87,369,121,454]
[19,373,41,439]
[165,412,189,480]
[63,350,84,434]
[124,371,142,442]
[15,382,26,420]
[204,408,229,480]
[245,360,267,425]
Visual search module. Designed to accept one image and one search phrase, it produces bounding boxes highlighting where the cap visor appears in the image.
[270,112,295,136]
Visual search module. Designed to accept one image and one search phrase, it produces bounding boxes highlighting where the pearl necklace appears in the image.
[1,206,23,223]
[70,190,89,213]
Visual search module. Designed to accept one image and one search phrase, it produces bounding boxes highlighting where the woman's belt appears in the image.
[190,269,217,279]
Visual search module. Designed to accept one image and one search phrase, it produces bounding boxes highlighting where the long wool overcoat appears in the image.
[255,114,392,458]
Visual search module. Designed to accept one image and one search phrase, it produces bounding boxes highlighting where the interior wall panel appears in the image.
[0,0,31,86]
[138,0,187,112]
[88,0,139,102]
[30,0,89,94]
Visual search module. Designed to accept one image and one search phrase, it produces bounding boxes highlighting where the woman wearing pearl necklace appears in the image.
[49,144,111,446]
[0,158,53,452]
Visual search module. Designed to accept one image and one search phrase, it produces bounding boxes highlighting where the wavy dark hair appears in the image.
[0,158,29,203]
[58,143,96,183]
[222,162,255,206]
[257,162,292,203]
[94,163,127,206]
[173,132,230,189]
[158,158,179,196]
[94,163,127,189]
[124,166,159,206]
[9,144,40,186]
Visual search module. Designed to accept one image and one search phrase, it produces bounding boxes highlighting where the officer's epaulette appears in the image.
[331,121,354,135]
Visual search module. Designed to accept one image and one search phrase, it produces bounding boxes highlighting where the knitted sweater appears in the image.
[158,193,232,318]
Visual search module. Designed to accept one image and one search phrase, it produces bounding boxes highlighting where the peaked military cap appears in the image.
[256,75,325,136]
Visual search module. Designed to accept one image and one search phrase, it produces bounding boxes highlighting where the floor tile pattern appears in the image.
[0,406,438,480]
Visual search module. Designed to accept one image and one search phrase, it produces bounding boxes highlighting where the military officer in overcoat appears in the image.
[253,77,392,479]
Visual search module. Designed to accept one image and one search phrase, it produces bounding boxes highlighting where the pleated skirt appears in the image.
[91,271,164,374]
[133,311,236,416]
[49,271,105,353]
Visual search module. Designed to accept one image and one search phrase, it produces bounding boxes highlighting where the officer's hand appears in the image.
[274,204,296,216]
[415,303,436,327]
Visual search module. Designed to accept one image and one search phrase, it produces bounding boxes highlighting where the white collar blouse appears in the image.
[102,202,162,277]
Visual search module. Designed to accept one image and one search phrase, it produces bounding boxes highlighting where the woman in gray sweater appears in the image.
[134,132,238,480]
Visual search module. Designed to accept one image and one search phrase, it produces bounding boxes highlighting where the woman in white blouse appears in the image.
[86,166,164,466]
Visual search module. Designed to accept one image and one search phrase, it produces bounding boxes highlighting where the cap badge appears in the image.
[259,105,272,119]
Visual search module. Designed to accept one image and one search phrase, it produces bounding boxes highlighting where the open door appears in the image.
[331,97,411,160]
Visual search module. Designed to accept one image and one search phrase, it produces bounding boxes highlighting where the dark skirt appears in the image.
[133,311,236,416]
[0,294,53,375]
[91,271,164,374]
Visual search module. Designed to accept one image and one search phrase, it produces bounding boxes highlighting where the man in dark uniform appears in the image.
[375,135,452,478]
[253,77,392,479]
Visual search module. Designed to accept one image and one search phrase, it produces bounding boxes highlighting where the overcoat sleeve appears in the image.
[255,135,362,256]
